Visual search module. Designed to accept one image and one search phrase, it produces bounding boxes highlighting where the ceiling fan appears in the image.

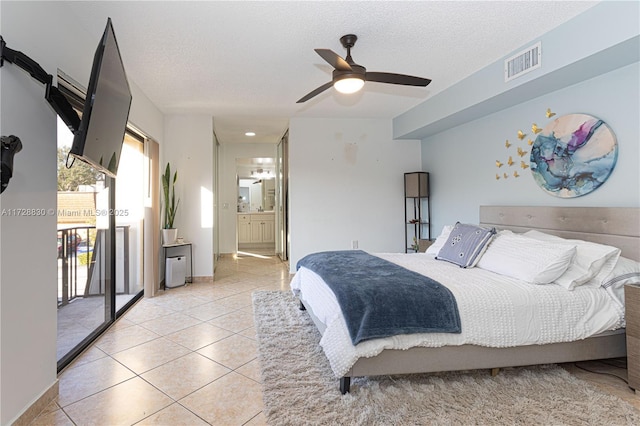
[297,34,432,103]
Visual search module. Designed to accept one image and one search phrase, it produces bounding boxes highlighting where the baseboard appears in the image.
[12,379,59,426]
[192,276,213,283]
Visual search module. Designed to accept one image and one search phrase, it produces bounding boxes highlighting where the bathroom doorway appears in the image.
[236,158,276,256]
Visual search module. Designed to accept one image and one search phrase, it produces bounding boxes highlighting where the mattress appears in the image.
[290,252,625,378]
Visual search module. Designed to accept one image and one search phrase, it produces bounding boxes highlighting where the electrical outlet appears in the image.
[351,240,358,249]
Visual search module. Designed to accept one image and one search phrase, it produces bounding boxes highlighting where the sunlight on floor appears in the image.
[235,251,273,260]
[38,254,291,425]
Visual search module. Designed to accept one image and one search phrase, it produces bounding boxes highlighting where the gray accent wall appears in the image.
[394,1,639,141]
[422,63,639,237]
[393,1,640,237]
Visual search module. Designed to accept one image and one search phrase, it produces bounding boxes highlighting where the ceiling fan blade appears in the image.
[365,72,431,87]
[314,49,352,71]
[296,81,334,103]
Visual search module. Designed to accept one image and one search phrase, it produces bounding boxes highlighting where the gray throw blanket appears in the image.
[297,250,461,345]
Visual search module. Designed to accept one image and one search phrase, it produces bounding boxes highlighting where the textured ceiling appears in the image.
[63,1,597,144]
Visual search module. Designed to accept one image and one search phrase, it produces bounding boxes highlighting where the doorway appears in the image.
[236,158,276,256]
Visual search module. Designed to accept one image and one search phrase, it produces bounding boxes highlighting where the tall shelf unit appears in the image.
[404,172,431,253]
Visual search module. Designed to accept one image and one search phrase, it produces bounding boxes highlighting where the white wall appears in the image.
[163,115,214,278]
[288,117,421,273]
[218,142,277,254]
[0,2,163,423]
[0,10,58,425]
[128,85,164,145]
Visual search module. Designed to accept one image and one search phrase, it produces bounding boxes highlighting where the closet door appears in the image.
[275,131,289,261]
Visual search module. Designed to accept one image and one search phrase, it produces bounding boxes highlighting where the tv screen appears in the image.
[70,18,132,178]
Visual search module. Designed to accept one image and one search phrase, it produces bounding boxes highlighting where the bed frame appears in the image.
[299,206,640,394]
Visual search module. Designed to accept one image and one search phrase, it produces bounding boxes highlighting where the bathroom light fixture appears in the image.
[333,75,365,94]
[245,132,256,137]
[251,168,272,179]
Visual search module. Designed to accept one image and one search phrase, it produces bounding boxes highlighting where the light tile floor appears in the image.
[34,252,290,425]
[33,252,638,425]
[57,294,137,362]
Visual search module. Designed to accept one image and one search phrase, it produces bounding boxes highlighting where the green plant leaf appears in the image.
[162,162,179,229]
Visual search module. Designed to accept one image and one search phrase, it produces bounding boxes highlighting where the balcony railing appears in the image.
[57,225,129,307]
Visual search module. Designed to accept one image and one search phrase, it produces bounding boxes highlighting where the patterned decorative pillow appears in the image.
[436,222,496,268]
[596,256,640,309]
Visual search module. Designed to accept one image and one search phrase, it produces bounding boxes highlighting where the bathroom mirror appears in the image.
[237,158,275,212]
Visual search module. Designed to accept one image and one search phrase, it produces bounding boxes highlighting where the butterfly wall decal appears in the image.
[496,160,503,168]
[517,130,526,140]
[505,140,512,148]
[517,147,528,157]
[507,156,514,166]
[513,171,520,178]
[520,161,529,169]
[496,174,500,180]
[546,108,556,118]
[528,139,534,146]
[503,173,508,179]
[531,123,542,134]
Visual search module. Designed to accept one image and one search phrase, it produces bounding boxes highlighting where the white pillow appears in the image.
[476,232,577,284]
[524,230,621,290]
[425,225,453,255]
[590,256,640,309]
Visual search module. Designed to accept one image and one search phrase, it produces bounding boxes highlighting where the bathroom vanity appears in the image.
[238,212,275,245]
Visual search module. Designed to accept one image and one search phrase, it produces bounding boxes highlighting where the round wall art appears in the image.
[530,113,617,198]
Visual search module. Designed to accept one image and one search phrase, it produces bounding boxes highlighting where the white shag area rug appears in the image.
[253,290,640,426]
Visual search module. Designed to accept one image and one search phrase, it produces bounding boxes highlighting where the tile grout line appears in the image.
[52,255,290,425]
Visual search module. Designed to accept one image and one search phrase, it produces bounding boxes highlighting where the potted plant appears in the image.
[162,162,180,245]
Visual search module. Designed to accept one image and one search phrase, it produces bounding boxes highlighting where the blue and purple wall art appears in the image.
[530,113,617,198]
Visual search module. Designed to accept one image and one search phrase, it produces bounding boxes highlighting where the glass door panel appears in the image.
[57,117,112,367]
[55,73,148,369]
[56,120,146,369]
[114,132,145,311]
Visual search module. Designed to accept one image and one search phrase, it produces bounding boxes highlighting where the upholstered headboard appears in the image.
[479,206,640,262]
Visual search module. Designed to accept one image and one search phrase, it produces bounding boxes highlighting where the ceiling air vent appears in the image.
[504,41,541,82]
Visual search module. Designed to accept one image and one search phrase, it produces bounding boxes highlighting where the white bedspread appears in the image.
[290,253,625,378]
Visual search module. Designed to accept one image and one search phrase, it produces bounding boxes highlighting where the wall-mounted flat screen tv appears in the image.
[70,18,132,178]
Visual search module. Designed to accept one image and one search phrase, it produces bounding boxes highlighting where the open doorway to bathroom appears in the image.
[236,158,276,256]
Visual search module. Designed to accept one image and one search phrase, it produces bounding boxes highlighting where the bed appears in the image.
[291,206,640,394]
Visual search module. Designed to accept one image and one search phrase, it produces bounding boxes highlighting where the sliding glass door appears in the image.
[56,109,147,369]
[114,132,145,311]
[56,116,114,367]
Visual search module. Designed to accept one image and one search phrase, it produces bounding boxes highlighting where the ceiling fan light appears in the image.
[334,77,365,94]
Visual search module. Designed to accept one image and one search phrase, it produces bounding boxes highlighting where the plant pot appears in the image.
[162,228,178,245]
